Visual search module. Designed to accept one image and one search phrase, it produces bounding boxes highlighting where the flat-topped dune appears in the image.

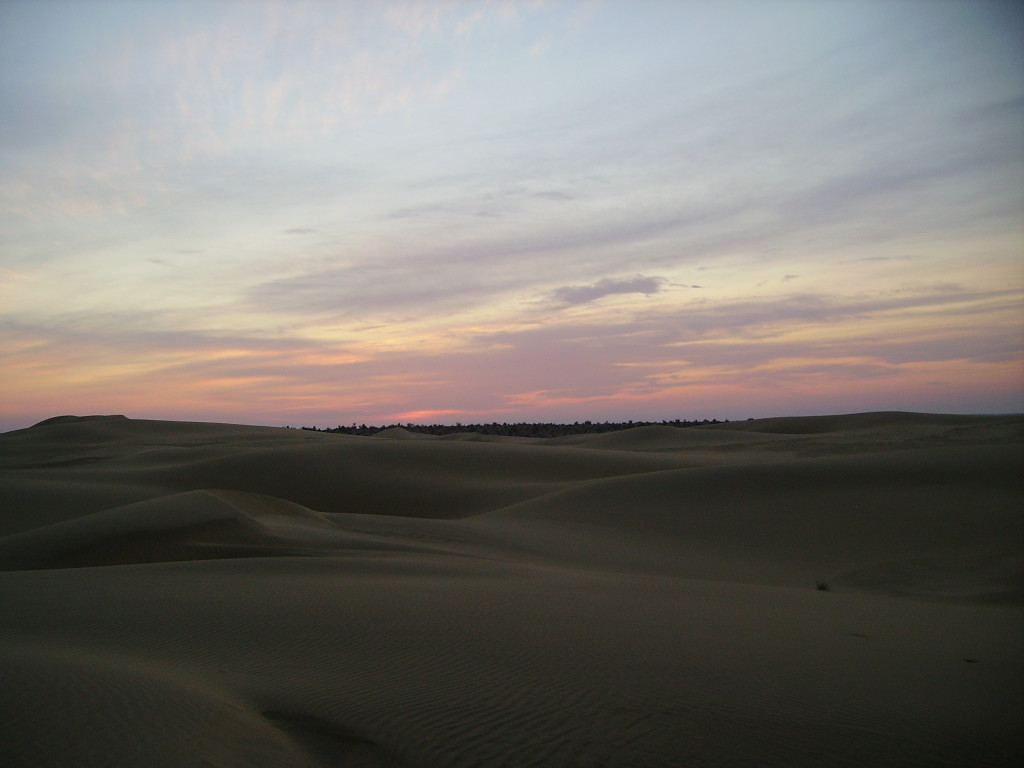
[1,412,1021,766]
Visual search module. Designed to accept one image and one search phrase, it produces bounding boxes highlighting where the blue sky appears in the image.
[1,0,1022,430]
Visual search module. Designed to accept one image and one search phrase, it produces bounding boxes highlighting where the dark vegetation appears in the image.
[297,418,734,438]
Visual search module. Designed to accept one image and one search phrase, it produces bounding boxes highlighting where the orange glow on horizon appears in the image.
[386,409,471,422]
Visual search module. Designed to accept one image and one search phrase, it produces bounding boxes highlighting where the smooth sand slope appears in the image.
[1,412,1021,767]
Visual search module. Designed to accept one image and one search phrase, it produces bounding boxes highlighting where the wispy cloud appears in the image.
[246,262,506,322]
[548,276,667,307]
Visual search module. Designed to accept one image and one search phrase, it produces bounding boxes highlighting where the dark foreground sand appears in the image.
[1,412,1021,767]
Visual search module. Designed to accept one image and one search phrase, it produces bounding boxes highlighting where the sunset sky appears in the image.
[2,0,1022,431]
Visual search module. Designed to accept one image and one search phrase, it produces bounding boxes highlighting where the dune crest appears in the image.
[30,414,131,428]
[2,412,1021,766]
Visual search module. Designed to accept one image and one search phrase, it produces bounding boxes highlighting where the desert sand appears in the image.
[1,411,1021,767]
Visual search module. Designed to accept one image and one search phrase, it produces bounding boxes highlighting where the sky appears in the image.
[1,0,1022,431]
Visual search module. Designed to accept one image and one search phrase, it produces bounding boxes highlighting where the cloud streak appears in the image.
[548,276,667,307]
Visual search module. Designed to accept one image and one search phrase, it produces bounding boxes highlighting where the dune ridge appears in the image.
[1,412,1021,766]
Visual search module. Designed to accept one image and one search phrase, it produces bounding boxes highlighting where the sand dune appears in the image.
[549,423,798,451]
[695,411,1004,435]
[1,412,1021,766]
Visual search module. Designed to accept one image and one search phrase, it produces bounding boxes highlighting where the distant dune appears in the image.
[1,412,1022,767]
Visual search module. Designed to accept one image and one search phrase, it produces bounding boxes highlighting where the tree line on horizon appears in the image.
[296,418,736,438]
